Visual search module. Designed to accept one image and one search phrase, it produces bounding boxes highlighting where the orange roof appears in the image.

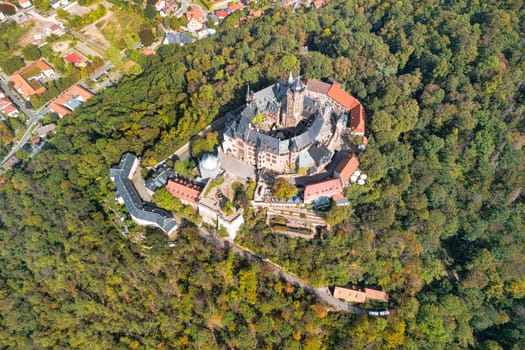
[331,193,344,201]
[350,105,365,135]
[166,178,202,205]
[10,60,54,99]
[64,52,83,65]
[216,10,228,18]
[333,287,366,303]
[186,6,203,22]
[364,288,389,302]
[2,104,17,114]
[142,48,154,56]
[49,102,71,118]
[361,136,368,146]
[304,178,342,202]
[249,9,262,18]
[228,3,244,11]
[334,153,359,185]
[327,83,360,111]
[49,85,94,117]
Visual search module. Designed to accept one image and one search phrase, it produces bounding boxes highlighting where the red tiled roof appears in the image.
[166,178,202,205]
[49,85,94,117]
[64,52,83,65]
[334,153,359,185]
[331,193,344,201]
[142,48,154,56]
[364,288,389,302]
[10,60,54,99]
[333,287,366,303]
[228,3,244,11]
[361,136,368,146]
[216,10,228,18]
[303,178,342,203]
[0,97,11,107]
[313,0,325,8]
[350,105,365,135]
[327,83,360,111]
[186,6,203,22]
[248,10,262,18]
[2,104,17,114]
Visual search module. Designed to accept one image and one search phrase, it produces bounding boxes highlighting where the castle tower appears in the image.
[285,74,306,128]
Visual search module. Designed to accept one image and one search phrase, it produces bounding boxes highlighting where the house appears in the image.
[165,177,202,206]
[163,31,194,46]
[49,85,94,118]
[63,51,86,67]
[333,153,359,186]
[186,6,204,32]
[142,48,154,56]
[248,9,262,18]
[43,23,64,37]
[2,104,19,118]
[215,10,228,19]
[10,60,55,100]
[110,153,178,235]
[333,287,366,303]
[313,0,325,8]
[34,123,56,138]
[19,0,32,8]
[303,178,342,203]
[364,288,389,302]
[228,2,244,12]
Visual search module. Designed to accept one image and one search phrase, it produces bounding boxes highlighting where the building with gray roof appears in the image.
[110,153,178,235]
[222,75,346,174]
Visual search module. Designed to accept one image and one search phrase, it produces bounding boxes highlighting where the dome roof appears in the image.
[200,153,220,170]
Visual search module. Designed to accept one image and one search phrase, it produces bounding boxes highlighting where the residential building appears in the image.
[110,153,178,235]
[49,85,94,118]
[303,178,342,203]
[19,0,32,8]
[334,153,359,186]
[364,288,389,302]
[10,60,55,100]
[333,286,389,303]
[228,2,244,12]
[163,31,194,46]
[333,287,366,303]
[165,177,202,206]
[186,6,204,32]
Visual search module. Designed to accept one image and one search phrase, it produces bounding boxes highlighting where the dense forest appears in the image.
[1,0,524,348]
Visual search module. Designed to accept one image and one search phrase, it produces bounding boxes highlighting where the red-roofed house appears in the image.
[334,153,359,186]
[303,178,342,203]
[333,287,366,303]
[10,59,55,100]
[142,48,154,56]
[364,288,389,302]
[166,178,202,206]
[2,104,19,118]
[216,10,228,19]
[228,2,244,12]
[186,6,204,31]
[248,9,262,18]
[313,0,325,8]
[49,85,94,118]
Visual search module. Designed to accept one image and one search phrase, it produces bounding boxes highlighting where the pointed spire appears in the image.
[245,84,252,103]
[288,70,294,86]
[291,71,305,92]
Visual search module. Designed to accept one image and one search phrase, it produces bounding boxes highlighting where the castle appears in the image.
[222,73,365,173]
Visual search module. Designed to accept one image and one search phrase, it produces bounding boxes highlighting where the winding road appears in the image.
[197,227,367,314]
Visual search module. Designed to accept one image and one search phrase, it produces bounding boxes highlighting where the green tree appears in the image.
[22,45,41,61]
[272,178,296,200]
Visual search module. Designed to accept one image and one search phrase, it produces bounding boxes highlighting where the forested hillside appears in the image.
[1,0,524,348]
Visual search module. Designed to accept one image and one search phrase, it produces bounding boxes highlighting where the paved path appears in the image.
[0,74,48,165]
[197,227,367,314]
